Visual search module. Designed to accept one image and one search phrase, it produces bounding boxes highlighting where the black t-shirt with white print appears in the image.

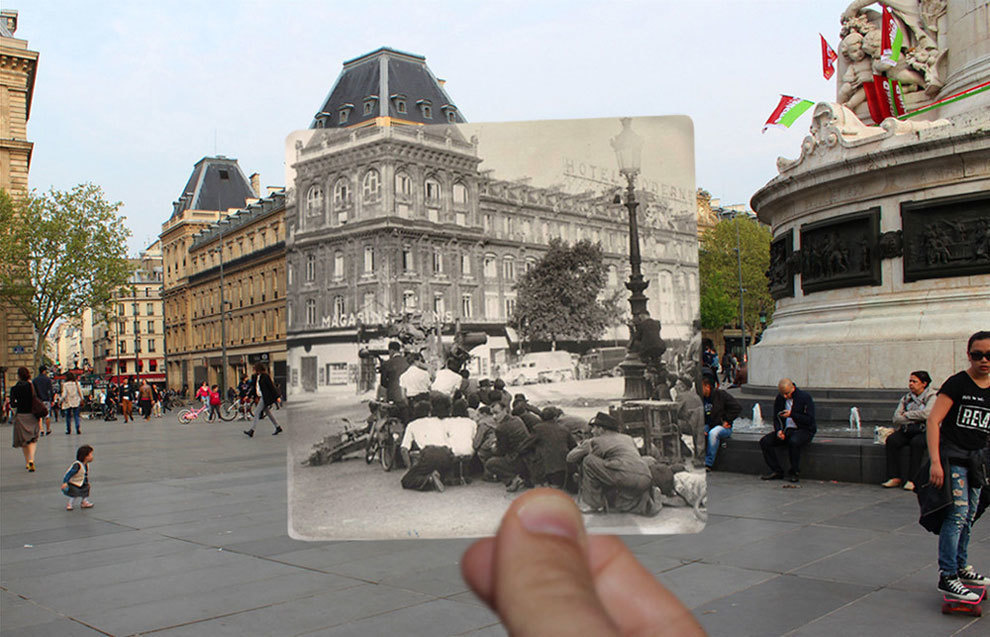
[938,370,990,451]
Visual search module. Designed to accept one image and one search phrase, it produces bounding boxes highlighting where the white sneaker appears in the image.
[958,565,990,587]
[938,573,979,601]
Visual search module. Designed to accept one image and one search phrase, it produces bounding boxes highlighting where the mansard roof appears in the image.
[170,156,256,219]
[310,47,466,129]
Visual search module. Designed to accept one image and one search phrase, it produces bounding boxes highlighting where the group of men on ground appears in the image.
[378,341,669,515]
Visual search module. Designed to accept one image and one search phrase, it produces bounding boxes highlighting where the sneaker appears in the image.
[938,573,979,601]
[881,478,902,488]
[80,500,94,509]
[27,461,35,472]
[430,470,445,493]
[243,429,254,438]
[506,475,526,492]
[903,481,915,492]
[958,565,990,587]
[761,471,784,480]
[788,472,800,483]
[705,465,712,472]
[272,426,283,436]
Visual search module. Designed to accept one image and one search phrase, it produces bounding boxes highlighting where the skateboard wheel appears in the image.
[975,606,982,617]
[941,603,951,614]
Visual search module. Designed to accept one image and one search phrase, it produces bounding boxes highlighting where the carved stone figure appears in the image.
[878,230,903,259]
[838,0,944,118]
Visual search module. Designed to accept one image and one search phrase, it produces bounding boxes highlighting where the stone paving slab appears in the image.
[1,415,986,635]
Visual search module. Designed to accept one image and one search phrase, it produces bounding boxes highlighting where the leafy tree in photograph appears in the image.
[511,238,611,350]
[0,185,133,370]
[698,215,773,339]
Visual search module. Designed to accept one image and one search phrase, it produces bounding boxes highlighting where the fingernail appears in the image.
[516,493,584,542]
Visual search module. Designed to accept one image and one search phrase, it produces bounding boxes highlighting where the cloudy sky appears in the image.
[16,0,850,254]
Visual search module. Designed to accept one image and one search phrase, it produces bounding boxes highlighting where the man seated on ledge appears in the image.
[760,378,816,483]
[701,375,741,472]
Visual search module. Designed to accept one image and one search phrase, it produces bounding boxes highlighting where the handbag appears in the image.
[903,421,926,437]
[30,382,48,419]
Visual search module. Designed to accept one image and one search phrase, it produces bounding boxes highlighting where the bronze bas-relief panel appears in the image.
[799,208,881,294]
[768,229,794,299]
[901,194,990,283]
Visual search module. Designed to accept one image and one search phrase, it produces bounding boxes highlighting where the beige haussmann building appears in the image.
[0,9,38,393]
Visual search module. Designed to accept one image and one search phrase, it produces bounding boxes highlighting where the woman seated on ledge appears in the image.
[882,370,936,491]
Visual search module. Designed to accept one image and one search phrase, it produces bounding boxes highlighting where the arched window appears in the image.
[395,171,412,198]
[483,254,497,279]
[333,295,345,320]
[452,182,468,205]
[362,169,381,203]
[333,251,344,280]
[503,256,516,281]
[425,177,441,203]
[333,178,350,208]
[306,185,323,216]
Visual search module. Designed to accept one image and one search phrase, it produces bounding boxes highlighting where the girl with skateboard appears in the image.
[927,331,990,603]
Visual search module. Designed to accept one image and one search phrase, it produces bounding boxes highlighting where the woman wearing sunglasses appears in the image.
[926,330,990,602]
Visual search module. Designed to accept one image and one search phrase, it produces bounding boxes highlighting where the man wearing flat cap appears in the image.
[566,412,660,516]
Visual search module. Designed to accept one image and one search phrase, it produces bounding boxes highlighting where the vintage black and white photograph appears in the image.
[283,58,702,540]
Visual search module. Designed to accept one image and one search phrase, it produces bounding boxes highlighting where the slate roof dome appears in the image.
[311,47,466,129]
[170,156,255,218]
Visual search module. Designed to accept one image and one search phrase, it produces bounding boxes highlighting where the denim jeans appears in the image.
[248,401,279,432]
[938,463,982,575]
[64,407,80,433]
[705,425,731,467]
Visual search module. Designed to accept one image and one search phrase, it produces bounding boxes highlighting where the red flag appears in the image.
[820,34,838,80]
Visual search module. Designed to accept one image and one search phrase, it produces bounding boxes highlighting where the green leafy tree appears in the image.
[0,185,133,370]
[512,239,610,350]
[698,215,773,339]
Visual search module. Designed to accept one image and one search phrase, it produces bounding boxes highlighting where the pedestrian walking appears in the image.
[32,365,55,436]
[923,330,990,602]
[60,371,84,435]
[243,363,282,437]
[10,367,41,471]
[195,381,210,408]
[120,377,135,422]
[151,385,163,418]
[138,379,154,420]
[61,444,94,510]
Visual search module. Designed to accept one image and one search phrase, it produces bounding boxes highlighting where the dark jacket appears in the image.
[494,414,529,458]
[380,354,410,404]
[916,446,989,534]
[32,374,54,402]
[772,388,816,435]
[254,373,279,407]
[521,421,576,484]
[10,380,33,414]
[706,388,741,429]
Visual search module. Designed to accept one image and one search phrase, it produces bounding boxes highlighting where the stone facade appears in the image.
[91,243,165,384]
[159,156,258,391]
[285,124,698,395]
[749,103,990,389]
[168,189,287,393]
[0,10,38,394]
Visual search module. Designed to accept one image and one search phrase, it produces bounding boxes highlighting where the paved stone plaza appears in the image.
[1,412,987,636]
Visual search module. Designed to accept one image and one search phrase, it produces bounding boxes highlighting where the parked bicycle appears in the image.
[364,400,405,471]
[177,401,235,424]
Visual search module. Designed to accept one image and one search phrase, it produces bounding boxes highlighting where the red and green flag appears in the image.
[762,95,814,132]
[881,5,904,65]
[821,34,838,80]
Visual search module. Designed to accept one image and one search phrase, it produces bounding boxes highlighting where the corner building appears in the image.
[286,48,698,395]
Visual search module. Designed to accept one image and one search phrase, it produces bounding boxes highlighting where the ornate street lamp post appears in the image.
[611,118,652,400]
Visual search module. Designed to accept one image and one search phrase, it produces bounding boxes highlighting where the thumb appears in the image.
[491,489,620,637]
